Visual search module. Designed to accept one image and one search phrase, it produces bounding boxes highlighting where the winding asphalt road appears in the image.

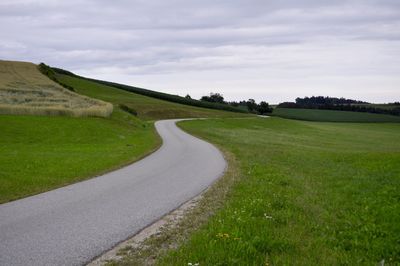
[0,119,226,266]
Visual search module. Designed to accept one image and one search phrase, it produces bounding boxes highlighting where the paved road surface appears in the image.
[0,119,226,266]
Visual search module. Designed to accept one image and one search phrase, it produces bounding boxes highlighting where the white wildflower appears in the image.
[264,213,273,219]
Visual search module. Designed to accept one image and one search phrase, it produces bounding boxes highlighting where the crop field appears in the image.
[56,74,250,120]
[151,117,400,265]
[273,107,400,122]
[0,60,112,117]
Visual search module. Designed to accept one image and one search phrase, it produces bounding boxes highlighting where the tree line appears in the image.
[295,96,368,105]
[197,93,273,115]
[38,63,76,92]
[278,96,400,116]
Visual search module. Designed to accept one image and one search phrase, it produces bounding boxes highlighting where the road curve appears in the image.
[0,119,226,266]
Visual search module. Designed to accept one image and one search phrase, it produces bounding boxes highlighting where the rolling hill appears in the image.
[55,73,250,120]
[52,66,248,115]
[0,60,249,203]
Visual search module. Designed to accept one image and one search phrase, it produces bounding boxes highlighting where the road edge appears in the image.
[87,119,238,266]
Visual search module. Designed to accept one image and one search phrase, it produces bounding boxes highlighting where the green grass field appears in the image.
[57,74,249,120]
[3,61,399,263]
[0,109,159,203]
[154,117,400,265]
[273,108,400,122]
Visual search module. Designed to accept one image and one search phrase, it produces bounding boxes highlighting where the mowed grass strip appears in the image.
[0,109,159,203]
[57,74,251,120]
[157,117,400,265]
[273,107,400,122]
[0,60,113,117]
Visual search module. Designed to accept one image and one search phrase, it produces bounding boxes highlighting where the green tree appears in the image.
[201,93,225,104]
[246,99,257,112]
[257,101,272,114]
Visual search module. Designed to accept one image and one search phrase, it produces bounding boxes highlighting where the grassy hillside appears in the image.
[0,60,112,117]
[53,67,248,114]
[153,118,400,265]
[273,107,400,122]
[56,74,250,120]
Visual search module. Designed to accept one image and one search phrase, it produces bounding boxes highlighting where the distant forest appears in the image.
[295,96,368,105]
[198,93,273,115]
[278,96,400,116]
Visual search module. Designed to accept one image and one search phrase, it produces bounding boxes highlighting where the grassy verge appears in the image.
[273,108,400,122]
[0,109,160,203]
[105,151,241,266]
[151,117,400,265]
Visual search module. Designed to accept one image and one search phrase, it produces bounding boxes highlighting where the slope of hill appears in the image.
[56,73,250,120]
[52,66,248,114]
[0,60,112,117]
[272,108,400,122]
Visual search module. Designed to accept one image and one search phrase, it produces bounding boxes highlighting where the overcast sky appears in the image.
[1,0,399,103]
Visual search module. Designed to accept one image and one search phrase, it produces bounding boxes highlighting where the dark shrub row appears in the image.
[277,102,400,116]
[119,104,138,116]
[38,63,75,92]
[295,96,368,105]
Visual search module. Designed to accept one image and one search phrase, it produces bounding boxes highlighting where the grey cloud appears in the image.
[0,0,399,102]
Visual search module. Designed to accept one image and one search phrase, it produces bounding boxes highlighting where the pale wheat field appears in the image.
[0,60,112,117]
